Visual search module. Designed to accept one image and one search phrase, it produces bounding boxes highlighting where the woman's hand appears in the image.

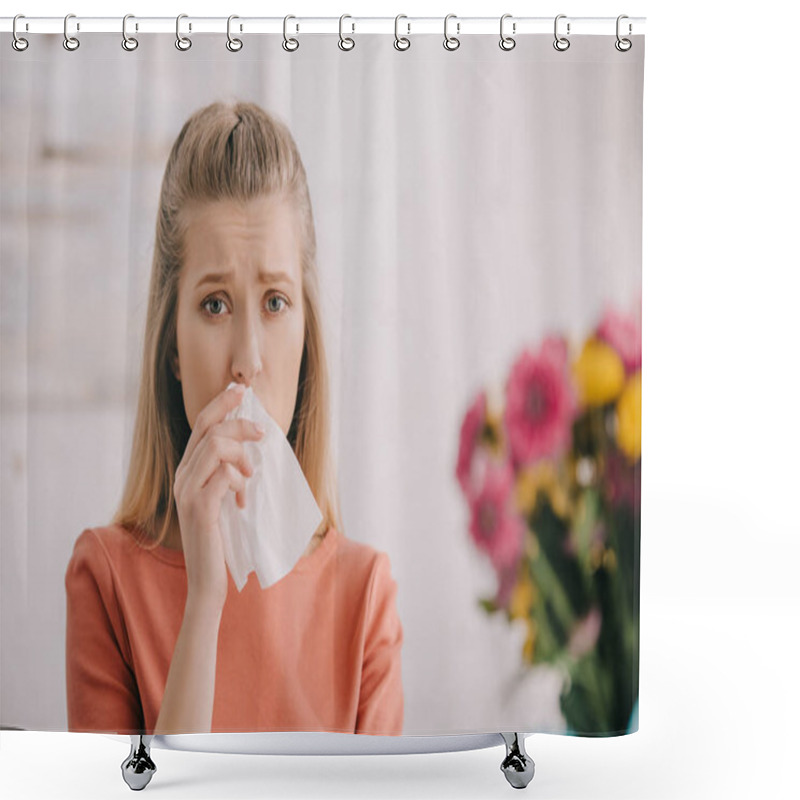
[173,383,265,613]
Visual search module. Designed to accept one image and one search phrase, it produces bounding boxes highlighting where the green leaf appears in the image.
[478,597,499,614]
[574,487,601,570]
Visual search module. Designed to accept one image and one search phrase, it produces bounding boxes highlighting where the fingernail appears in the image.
[255,423,266,435]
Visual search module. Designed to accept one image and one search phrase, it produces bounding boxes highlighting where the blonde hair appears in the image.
[112,101,342,549]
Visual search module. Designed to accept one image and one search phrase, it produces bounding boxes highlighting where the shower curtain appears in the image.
[0,24,644,738]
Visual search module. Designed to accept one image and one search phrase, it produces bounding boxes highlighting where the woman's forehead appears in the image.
[181,196,302,283]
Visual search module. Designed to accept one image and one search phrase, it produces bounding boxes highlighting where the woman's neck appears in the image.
[157,518,329,555]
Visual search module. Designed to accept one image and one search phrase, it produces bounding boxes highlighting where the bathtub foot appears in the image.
[121,734,156,790]
[500,732,535,789]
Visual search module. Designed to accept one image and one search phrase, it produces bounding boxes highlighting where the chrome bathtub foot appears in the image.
[500,732,535,789]
[121,734,156,790]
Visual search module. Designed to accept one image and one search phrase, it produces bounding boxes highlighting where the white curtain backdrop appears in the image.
[1,32,643,732]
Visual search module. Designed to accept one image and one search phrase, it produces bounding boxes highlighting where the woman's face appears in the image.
[171,194,305,436]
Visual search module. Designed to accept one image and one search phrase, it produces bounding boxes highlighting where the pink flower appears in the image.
[503,336,576,469]
[596,303,642,375]
[455,390,487,497]
[494,560,519,610]
[567,607,602,659]
[468,459,524,571]
[604,447,641,513]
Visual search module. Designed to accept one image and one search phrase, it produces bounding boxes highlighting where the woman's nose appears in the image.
[231,316,263,384]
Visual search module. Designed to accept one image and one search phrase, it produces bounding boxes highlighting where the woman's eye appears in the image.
[202,296,227,316]
[267,295,287,313]
[201,293,288,318]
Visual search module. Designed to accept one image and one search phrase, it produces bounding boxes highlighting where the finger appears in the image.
[181,433,253,503]
[205,461,247,508]
[182,384,246,467]
[197,434,254,491]
[187,420,263,489]
[213,418,266,444]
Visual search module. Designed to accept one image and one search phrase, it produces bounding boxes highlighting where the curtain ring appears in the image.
[499,13,516,51]
[227,15,243,52]
[553,14,570,51]
[122,14,138,51]
[283,15,299,52]
[63,13,80,51]
[339,14,355,51]
[394,14,410,51]
[615,14,632,52]
[175,14,192,50]
[443,14,460,51]
[12,14,29,52]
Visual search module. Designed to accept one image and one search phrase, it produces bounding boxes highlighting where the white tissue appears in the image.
[218,381,324,592]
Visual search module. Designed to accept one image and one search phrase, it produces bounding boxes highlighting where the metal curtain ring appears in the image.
[283,15,299,52]
[339,14,355,51]
[227,15,243,51]
[443,14,460,51]
[122,14,138,51]
[394,14,410,51]
[553,14,570,51]
[175,14,192,50]
[12,14,29,51]
[63,13,80,51]
[499,13,516,51]
[615,14,632,51]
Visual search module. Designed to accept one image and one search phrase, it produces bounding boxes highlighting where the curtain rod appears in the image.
[1,16,646,36]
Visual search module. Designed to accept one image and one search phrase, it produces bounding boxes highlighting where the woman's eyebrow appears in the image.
[194,269,294,289]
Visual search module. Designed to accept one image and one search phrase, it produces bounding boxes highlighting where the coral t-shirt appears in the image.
[64,523,403,735]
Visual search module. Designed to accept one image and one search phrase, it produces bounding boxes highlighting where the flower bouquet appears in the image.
[455,297,641,735]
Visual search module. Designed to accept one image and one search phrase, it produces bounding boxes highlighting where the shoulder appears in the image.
[334,529,394,579]
[334,535,402,652]
[333,530,398,604]
[65,524,141,588]
[69,523,139,561]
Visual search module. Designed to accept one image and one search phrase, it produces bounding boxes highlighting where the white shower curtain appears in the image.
[1,28,643,736]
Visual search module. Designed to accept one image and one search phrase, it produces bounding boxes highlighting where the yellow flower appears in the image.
[525,531,540,562]
[590,545,618,573]
[515,468,538,516]
[523,618,538,664]
[509,566,537,621]
[572,337,625,407]
[483,403,505,457]
[616,371,641,461]
[515,461,570,519]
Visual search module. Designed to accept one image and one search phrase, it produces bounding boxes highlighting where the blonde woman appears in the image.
[65,101,403,736]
